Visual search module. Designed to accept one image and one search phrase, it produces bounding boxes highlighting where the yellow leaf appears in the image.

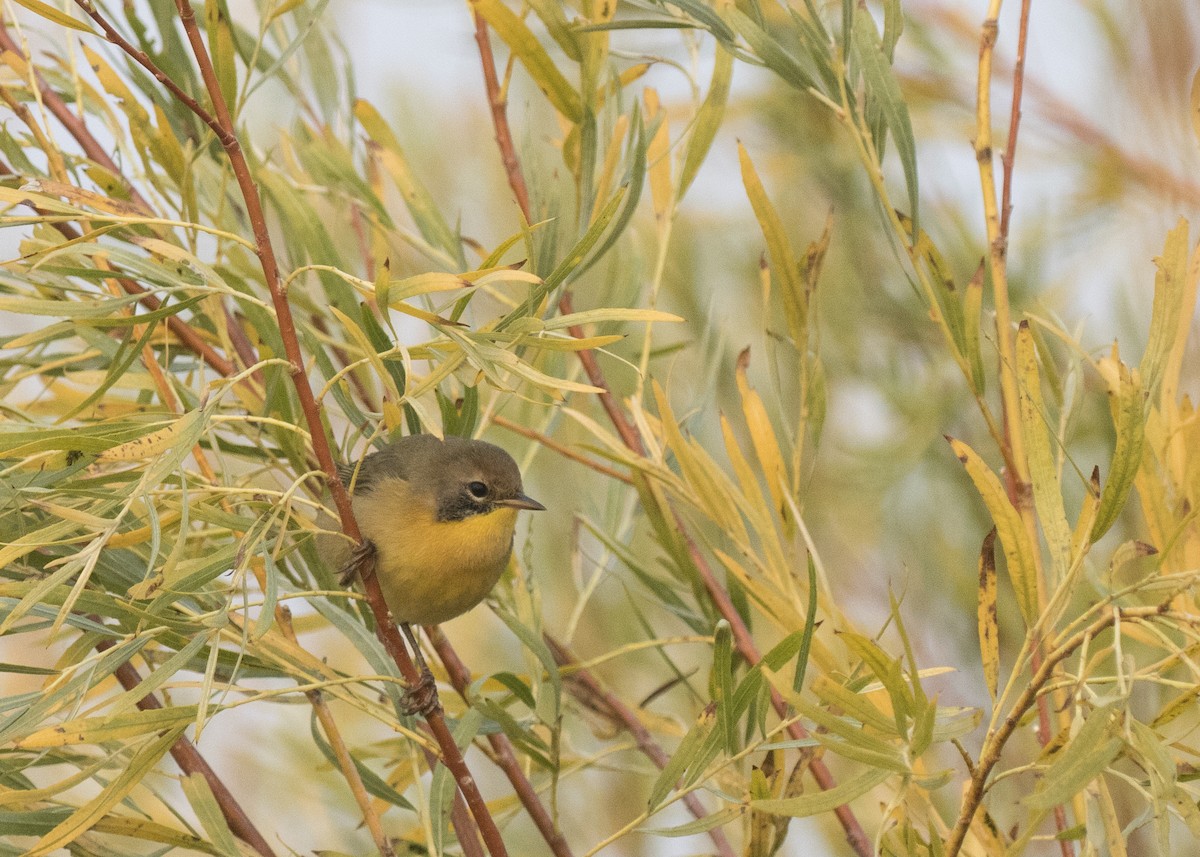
[644,88,673,224]
[735,348,788,523]
[471,0,582,122]
[1016,322,1071,580]
[1090,350,1146,542]
[977,528,999,700]
[948,436,1039,626]
[10,0,94,33]
[739,143,806,347]
[96,412,201,462]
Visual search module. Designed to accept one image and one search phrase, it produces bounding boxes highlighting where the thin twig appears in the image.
[544,636,738,857]
[472,12,531,220]
[944,603,1171,857]
[96,640,277,857]
[427,626,576,857]
[492,414,632,485]
[74,0,221,134]
[276,605,396,857]
[998,0,1033,246]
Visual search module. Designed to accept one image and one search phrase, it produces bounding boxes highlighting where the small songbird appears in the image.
[322,433,545,627]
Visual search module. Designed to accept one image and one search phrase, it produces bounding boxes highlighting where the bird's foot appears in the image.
[398,664,440,717]
[340,538,377,586]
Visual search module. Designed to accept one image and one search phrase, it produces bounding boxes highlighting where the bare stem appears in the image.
[275,605,395,857]
[472,12,531,221]
[492,414,632,485]
[999,0,1033,243]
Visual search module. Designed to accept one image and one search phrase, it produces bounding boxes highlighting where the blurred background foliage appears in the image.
[1,1,1199,855]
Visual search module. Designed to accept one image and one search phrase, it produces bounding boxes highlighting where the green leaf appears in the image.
[1090,356,1146,542]
[679,45,734,199]
[181,773,242,857]
[712,619,737,754]
[726,7,815,91]
[647,705,716,811]
[851,7,919,237]
[1026,708,1123,810]
[26,725,187,856]
[1017,322,1071,579]
[794,555,819,692]
[640,804,744,837]
[752,766,890,817]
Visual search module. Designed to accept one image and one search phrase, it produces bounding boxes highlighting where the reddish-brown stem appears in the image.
[543,636,739,857]
[998,0,1033,247]
[492,414,632,484]
[472,13,531,221]
[73,1,221,133]
[96,641,277,857]
[163,3,508,854]
[427,626,576,857]
[470,9,869,854]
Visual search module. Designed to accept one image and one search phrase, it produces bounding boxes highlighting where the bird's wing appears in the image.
[338,441,420,494]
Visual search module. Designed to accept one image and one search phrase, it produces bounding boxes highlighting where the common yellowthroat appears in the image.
[322,434,544,627]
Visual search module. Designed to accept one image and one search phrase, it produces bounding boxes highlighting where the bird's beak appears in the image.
[497,493,546,511]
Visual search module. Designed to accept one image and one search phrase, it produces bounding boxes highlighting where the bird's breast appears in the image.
[354,483,519,625]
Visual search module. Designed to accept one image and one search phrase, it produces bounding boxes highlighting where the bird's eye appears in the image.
[467,481,489,499]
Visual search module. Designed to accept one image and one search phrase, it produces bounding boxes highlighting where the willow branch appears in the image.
[492,414,632,485]
[944,603,1171,857]
[0,17,257,378]
[999,0,1033,243]
[427,626,575,857]
[161,3,508,854]
[472,11,530,220]
[272,604,395,857]
[471,11,868,856]
[95,639,277,857]
[544,636,738,857]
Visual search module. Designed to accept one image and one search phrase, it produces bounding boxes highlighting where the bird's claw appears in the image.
[398,664,440,717]
[340,538,377,586]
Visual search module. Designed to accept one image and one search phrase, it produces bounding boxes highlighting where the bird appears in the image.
[319,433,544,713]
